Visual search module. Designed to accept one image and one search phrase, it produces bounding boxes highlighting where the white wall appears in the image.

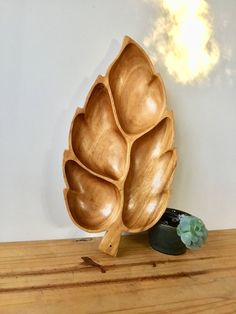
[0,0,235,242]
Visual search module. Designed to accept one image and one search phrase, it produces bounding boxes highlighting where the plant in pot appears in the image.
[148,208,208,255]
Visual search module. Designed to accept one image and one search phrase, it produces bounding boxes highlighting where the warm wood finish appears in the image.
[63,36,176,256]
[0,230,236,313]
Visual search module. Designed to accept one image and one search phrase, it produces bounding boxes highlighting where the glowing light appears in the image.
[144,0,220,84]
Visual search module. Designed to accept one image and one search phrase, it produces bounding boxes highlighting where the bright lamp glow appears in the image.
[144,0,220,84]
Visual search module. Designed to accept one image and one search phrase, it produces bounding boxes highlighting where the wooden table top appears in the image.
[0,229,236,313]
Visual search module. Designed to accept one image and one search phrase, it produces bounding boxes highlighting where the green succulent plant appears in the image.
[176,215,208,250]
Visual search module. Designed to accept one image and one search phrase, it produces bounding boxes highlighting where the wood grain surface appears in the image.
[0,230,236,313]
[63,36,177,256]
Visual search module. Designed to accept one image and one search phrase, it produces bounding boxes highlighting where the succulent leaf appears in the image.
[177,215,208,250]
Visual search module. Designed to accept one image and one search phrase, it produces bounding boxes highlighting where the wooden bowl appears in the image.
[63,36,177,256]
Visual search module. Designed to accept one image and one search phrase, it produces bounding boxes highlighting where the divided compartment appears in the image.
[109,42,166,135]
[71,82,127,181]
[122,116,177,231]
[64,160,121,232]
[63,36,177,256]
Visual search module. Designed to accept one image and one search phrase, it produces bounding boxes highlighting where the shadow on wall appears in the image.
[41,38,121,234]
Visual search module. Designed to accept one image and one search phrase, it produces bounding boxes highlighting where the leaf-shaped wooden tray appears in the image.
[63,36,177,256]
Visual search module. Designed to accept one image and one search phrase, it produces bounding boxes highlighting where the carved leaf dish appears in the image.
[63,36,177,256]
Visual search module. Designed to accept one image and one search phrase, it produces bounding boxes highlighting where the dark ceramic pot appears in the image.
[148,208,191,255]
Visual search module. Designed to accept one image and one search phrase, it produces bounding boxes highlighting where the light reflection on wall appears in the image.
[144,0,220,84]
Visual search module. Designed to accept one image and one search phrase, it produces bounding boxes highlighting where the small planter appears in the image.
[148,208,207,255]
